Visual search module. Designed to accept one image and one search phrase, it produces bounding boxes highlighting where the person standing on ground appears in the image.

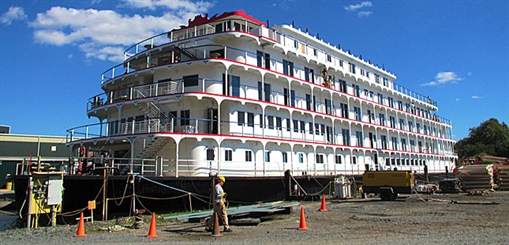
[206,176,232,232]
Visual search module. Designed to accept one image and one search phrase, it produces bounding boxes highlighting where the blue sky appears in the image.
[0,0,508,141]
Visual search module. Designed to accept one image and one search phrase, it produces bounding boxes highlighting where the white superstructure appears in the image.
[67,10,457,177]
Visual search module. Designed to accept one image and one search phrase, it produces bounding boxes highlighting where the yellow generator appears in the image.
[362,171,414,201]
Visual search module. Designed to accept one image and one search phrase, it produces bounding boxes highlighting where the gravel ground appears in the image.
[1,191,508,245]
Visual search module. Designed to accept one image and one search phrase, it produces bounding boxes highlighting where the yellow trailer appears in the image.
[362,171,415,201]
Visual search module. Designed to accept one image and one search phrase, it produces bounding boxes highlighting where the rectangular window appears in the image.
[276,117,282,130]
[225,149,232,161]
[230,75,240,97]
[237,111,245,126]
[392,137,398,150]
[316,154,324,164]
[381,135,387,149]
[267,115,274,129]
[325,99,332,115]
[300,121,305,133]
[306,94,312,110]
[259,114,264,128]
[340,103,348,118]
[379,113,385,126]
[350,63,356,74]
[283,60,294,76]
[356,131,363,147]
[206,149,214,161]
[286,118,291,131]
[264,151,270,162]
[354,107,361,121]
[264,83,271,102]
[299,153,304,163]
[304,67,314,82]
[247,112,254,127]
[180,110,190,126]
[282,152,288,163]
[342,129,350,146]
[335,155,342,164]
[290,90,296,107]
[258,81,262,100]
[183,74,199,87]
[245,150,252,162]
[293,119,299,132]
[315,123,320,135]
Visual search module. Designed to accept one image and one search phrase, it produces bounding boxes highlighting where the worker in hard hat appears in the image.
[206,176,232,232]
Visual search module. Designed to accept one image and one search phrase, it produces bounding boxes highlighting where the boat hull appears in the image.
[12,171,338,219]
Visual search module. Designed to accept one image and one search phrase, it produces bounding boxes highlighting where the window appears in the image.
[354,107,361,121]
[258,82,263,100]
[299,153,304,163]
[264,83,271,102]
[392,137,398,150]
[245,150,252,162]
[206,149,215,161]
[309,122,314,135]
[350,63,356,74]
[183,74,198,87]
[276,117,282,130]
[325,99,332,115]
[401,138,407,151]
[304,67,314,82]
[180,110,190,126]
[354,85,360,97]
[290,90,296,107]
[282,152,288,163]
[259,114,264,128]
[264,151,270,162]
[335,155,342,164]
[342,129,350,146]
[237,111,245,126]
[293,119,299,132]
[381,135,387,149]
[283,59,294,76]
[225,149,232,161]
[257,51,270,69]
[306,94,312,110]
[352,156,357,164]
[316,154,324,164]
[267,115,274,129]
[230,75,240,97]
[379,113,385,126]
[247,112,254,127]
[286,118,291,131]
[340,103,348,118]
[339,80,347,92]
[356,131,363,147]
[300,121,305,133]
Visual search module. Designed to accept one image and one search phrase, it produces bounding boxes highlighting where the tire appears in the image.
[380,189,392,201]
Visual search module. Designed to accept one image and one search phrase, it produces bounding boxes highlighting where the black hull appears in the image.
[12,171,339,220]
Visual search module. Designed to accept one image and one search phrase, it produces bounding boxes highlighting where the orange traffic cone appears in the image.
[211,211,222,236]
[319,194,328,212]
[147,212,158,238]
[75,212,86,238]
[298,207,308,230]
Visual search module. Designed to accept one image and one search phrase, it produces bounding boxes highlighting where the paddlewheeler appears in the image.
[13,10,457,219]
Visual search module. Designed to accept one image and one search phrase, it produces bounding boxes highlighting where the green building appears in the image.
[0,131,69,188]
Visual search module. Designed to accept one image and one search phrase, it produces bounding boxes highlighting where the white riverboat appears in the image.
[66,10,457,179]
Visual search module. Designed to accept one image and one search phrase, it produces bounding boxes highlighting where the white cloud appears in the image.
[0,6,28,25]
[420,71,462,86]
[344,1,372,12]
[28,0,213,62]
[471,95,482,99]
[358,11,372,17]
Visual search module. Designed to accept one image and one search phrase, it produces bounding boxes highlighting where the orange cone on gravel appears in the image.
[147,212,158,238]
[75,212,86,238]
[319,194,328,212]
[298,207,308,230]
[211,211,222,236]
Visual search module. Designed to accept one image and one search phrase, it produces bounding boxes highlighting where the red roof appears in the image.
[175,10,266,31]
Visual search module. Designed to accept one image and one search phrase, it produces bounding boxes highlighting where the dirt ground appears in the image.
[1,191,509,244]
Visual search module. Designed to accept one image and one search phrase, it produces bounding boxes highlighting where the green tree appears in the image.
[456,118,509,159]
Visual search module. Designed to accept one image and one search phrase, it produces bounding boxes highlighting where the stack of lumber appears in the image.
[457,165,494,192]
[496,165,509,191]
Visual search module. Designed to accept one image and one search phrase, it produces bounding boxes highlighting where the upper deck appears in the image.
[99,10,438,112]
